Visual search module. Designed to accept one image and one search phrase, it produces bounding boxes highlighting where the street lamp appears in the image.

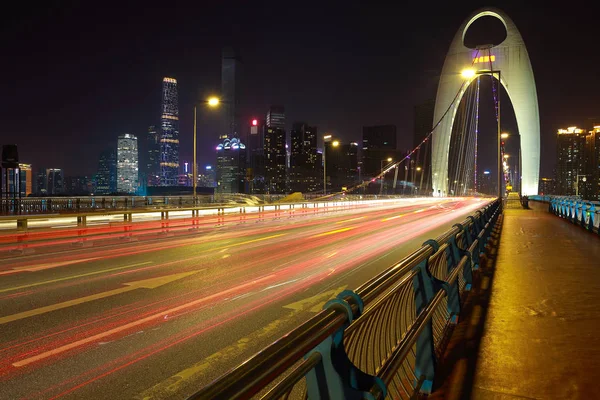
[575,174,588,197]
[501,132,522,196]
[323,135,339,195]
[194,97,221,198]
[461,67,503,198]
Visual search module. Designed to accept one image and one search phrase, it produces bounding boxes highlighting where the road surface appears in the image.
[0,197,490,399]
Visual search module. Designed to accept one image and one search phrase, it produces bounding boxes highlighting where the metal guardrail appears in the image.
[530,195,600,234]
[190,199,502,400]
[0,194,407,217]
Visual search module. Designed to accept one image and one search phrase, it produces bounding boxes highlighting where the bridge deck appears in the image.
[434,202,600,399]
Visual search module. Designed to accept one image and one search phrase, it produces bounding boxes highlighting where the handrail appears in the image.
[530,195,600,234]
[189,198,501,399]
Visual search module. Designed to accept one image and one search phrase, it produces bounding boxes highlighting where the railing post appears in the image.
[304,290,384,400]
[411,248,439,394]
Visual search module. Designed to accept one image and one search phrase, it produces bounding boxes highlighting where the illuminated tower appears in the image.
[117,133,139,194]
[160,77,180,186]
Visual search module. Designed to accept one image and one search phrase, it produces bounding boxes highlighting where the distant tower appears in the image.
[160,77,179,186]
[221,47,242,139]
[96,147,116,194]
[146,125,161,186]
[117,133,139,194]
[264,106,287,193]
[556,127,586,196]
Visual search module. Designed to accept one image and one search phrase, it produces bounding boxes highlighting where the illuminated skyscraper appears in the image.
[290,122,319,193]
[160,77,179,186]
[556,127,586,196]
[117,133,139,194]
[266,106,285,130]
[221,47,242,139]
[216,137,247,194]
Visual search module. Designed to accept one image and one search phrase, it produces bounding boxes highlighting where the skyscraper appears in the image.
[46,168,64,195]
[146,125,161,186]
[264,106,287,193]
[160,77,179,186]
[289,122,319,193]
[221,47,242,139]
[95,147,117,195]
[584,126,600,200]
[556,126,586,196]
[216,137,247,194]
[266,106,285,130]
[35,168,47,194]
[117,133,139,194]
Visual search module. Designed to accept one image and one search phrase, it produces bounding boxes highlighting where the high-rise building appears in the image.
[264,126,287,193]
[362,125,398,177]
[585,126,600,200]
[95,147,117,195]
[289,122,319,193]
[117,133,139,194]
[538,177,555,195]
[325,141,359,192]
[146,125,161,186]
[160,77,179,186]
[221,47,242,139]
[35,168,47,194]
[266,106,285,130]
[556,126,586,196]
[46,168,64,195]
[216,137,247,194]
[246,119,266,194]
[18,163,32,197]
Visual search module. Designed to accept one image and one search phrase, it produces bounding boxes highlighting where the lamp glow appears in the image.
[461,69,476,79]
[501,133,509,139]
[332,140,340,147]
[207,97,220,107]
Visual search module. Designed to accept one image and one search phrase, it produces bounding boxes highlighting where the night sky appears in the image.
[1,1,599,179]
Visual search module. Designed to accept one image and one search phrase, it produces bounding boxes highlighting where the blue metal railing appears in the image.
[190,199,502,400]
[530,195,600,234]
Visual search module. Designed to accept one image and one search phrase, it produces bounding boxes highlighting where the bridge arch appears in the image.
[432,7,540,196]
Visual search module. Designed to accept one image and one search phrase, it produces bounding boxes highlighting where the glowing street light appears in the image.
[503,154,510,159]
[501,132,510,139]
[416,167,422,171]
[323,135,339,195]
[194,97,222,198]
[461,69,476,79]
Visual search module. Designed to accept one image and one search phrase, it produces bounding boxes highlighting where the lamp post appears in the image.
[575,174,587,197]
[462,68,502,199]
[379,157,393,195]
[193,97,221,199]
[323,135,339,195]
[501,132,522,196]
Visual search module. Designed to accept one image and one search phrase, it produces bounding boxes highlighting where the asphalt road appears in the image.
[0,197,491,400]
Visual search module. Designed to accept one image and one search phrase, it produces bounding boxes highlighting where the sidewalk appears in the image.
[431,201,600,400]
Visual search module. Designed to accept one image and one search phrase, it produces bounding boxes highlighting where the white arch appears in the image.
[432,7,540,196]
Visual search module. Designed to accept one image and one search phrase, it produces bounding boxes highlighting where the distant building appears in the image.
[221,47,242,139]
[266,106,285,130]
[247,119,266,193]
[216,137,247,194]
[538,177,555,195]
[478,170,494,195]
[65,176,92,195]
[326,141,359,192]
[264,126,287,193]
[556,126,586,196]
[160,77,179,186]
[362,125,398,176]
[95,147,117,195]
[198,165,216,188]
[146,125,161,186]
[289,122,319,193]
[46,168,64,195]
[35,168,47,194]
[18,163,32,197]
[584,125,600,200]
[117,133,139,194]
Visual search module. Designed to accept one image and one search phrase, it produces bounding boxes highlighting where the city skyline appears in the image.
[1,2,599,180]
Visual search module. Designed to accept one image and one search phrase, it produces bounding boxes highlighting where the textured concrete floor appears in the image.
[433,202,600,400]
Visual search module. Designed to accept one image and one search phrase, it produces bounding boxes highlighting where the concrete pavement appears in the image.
[432,201,600,400]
